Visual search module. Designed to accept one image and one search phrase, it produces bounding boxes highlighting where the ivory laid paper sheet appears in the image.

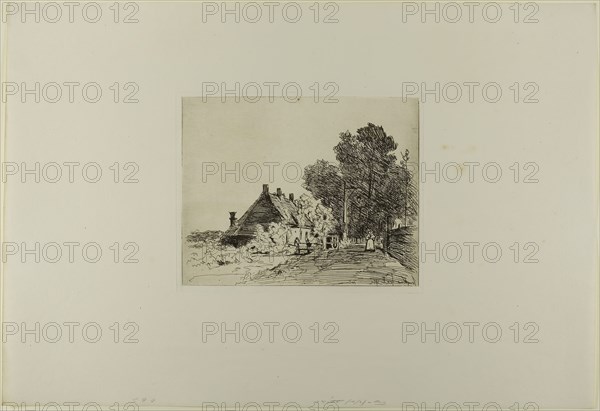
[1,1,598,410]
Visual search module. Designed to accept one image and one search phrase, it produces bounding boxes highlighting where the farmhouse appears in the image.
[222,184,315,247]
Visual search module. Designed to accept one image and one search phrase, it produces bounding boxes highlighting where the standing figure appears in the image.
[365,231,375,251]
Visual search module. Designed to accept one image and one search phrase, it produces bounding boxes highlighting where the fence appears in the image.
[386,225,418,272]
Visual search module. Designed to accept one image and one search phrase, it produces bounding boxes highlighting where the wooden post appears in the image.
[342,181,349,241]
[384,216,389,253]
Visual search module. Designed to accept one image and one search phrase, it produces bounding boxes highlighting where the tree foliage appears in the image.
[295,193,337,240]
[302,160,344,225]
[303,123,417,239]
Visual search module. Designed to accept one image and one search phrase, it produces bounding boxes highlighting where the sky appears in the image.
[182,97,419,232]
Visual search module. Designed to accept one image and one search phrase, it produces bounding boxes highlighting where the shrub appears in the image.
[247,222,294,256]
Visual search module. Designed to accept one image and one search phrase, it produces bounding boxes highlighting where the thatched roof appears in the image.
[224,189,313,238]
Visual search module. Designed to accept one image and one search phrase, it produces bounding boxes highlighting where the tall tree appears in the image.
[302,160,344,229]
[303,123,417,240]
[334,123,399,238]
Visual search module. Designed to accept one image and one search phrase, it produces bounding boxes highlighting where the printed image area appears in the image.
[182,98,418,285]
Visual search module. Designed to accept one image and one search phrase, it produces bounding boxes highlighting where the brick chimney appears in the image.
[262,184,269,195]
[229,211,237,227]
[276,188,282,197]
[289,193,294,201]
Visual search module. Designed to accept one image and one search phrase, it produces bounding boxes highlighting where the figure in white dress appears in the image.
[365,231,375,251]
